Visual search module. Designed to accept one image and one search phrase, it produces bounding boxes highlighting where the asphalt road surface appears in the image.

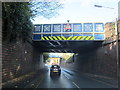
[24,65,116,89]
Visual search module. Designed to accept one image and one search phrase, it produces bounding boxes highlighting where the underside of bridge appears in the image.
[33,40,117,79]
[33,41,103,54]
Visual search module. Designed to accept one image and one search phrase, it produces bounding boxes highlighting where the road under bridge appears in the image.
[2,23,119,89]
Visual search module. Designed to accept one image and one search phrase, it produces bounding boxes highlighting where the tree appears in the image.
[2,1,63,42]
[43,53,50,63]
[30,1,63,19]
[2,2,33,42]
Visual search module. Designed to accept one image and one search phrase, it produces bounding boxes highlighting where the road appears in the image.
[23,65,116,89]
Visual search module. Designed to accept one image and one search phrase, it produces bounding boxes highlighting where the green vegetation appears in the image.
[43,53,50,63]
[2,2,33,42]
[62,53,74,61]
[2,1,63,42]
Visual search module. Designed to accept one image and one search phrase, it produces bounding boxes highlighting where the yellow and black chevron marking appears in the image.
[41,36,94,40]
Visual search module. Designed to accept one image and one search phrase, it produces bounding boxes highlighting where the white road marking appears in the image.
[72,81,80,88]
[63,73,81,89]
[64,75,69,79]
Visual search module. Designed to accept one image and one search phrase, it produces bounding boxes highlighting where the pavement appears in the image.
[2,70,43,88]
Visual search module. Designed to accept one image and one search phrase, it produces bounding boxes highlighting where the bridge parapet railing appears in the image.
[32,23,105,41]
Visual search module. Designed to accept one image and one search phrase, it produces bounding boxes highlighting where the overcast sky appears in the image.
[32,0,120,24]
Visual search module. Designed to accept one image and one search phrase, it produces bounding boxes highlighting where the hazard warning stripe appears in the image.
[44,36,49,40]
[90,36,94,40]
[42,37,45,40]
[86,36,92,40]
[76,36,82,40]
[61,36,67,40]
[41,36,94,40]
[67,36,73,40]
[49,36,54,40]
[80,36,87,40]
[72,36,77,40]
[57,36,62,40]
[52,36,58,40]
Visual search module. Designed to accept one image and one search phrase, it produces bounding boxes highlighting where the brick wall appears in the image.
[80,42,117,78]
[61,41,118,79]
[75,42,117,78]
[2,39,41,83]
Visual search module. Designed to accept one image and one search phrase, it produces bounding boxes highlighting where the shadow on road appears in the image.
[50,74,61,80]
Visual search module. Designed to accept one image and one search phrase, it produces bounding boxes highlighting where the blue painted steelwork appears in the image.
[94,34,104,40]
[34,25,42,33]
[73,34,82,36]
[33,34,41,40]
[43,24,51,32]
[83,34,93,36]
[73,23,82,32]
[94,23,104,32]
[53,34,61,36]
[62,34,72,37]
[32,23,105,41]
[43,34,51,36]
[83,23,93,32]
[53,24,61,32]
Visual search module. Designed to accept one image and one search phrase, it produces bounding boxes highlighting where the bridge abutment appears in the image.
[61,41,118,80]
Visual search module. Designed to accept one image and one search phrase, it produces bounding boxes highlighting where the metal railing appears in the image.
[32,23,105,41]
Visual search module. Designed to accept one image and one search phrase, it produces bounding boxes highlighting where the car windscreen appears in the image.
[52,65,60,68]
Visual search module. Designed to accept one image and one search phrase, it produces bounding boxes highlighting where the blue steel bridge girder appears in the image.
[32,23,105,41]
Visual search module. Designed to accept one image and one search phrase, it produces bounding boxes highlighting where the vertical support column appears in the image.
[71,23,73,32]
[71,23,73,37]
[82,23,84,36]
[51,24,53,37]
[61,24,63,37]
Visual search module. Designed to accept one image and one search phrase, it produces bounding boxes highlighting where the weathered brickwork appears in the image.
[61,41,119,79]
[2,40,41,83]
[80,42,117,78]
